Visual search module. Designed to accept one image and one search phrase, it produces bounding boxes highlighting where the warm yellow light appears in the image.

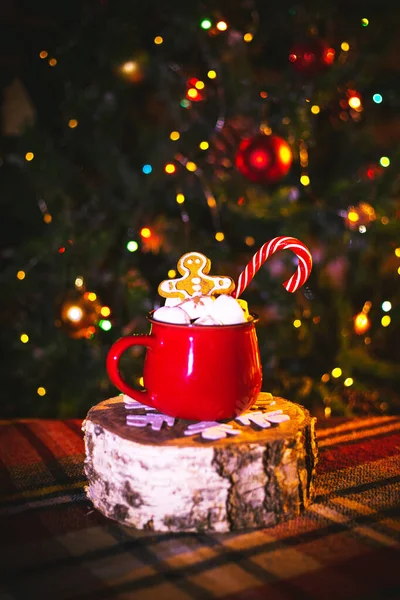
[348,96,361,109]
[244,33,253,42]
[344,377,354,387]
[48,58,57,67]
[186,161,197,172]
[279,145,292,166]
[17,270,26,280]
[311,105,320,114]
[348,210,359,223]
[199,141,209,150]
[168,269,176,278]
[354,312,370,335]
[380,156,390,167]
[331,367,342,378]
[245,236,255,246]
[100,306,111,317]
[363,301,372,313]
[207,70,217,79]
[216,21,228,31]
[140,227,152,238]
[293,319,302,328]
[195,80,205,90]
[176,193,185,204]
[170,131,180,141]
[215,231,225,242]
[20,333,29,343]
[67,306,83,322]
[68,119,78,129]
[37,387,46,396]
[121,61,137,74]
[75,276,84,288]
[187,88,198,99]
[381,315,391,327]
[341,42,350,51]
[39,50,48,59]
[165,163,176,174]
[154,36,163,45]
[43,213,52,224]
[261,126,272,135]
[25,152,34,161]
[300,175,310,186]
[324,406,332,418]
[381,216,389,225]
[207,196,216,208]
[87,292,97,301]
[395,247,400,257]
[139,377,144,386]
[321,373,330,383]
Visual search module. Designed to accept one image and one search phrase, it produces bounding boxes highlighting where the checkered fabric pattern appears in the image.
[1,415,399,600]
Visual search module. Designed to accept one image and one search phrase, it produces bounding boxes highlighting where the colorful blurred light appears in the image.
[99,319,112,331]
[200,19,212,30]
[354,312,370,335]
[140,227,152,239]
[216,21,228,31]
[380,156,390,167]
[127,240,139,252]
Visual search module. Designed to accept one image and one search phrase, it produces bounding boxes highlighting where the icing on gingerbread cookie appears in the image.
[158,252,235,300]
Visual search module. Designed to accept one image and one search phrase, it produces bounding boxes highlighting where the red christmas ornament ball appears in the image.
[289,38,335,75]
[235,134,293,184]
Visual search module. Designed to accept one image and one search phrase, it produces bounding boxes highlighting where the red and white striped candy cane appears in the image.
[233,236,312,298]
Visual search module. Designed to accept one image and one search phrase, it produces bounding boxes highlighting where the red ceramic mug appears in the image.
[106,314,262,421]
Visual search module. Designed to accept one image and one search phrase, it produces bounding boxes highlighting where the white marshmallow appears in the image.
[153,306,191,325]
[210,294,246,325]
[179,296,215,320]
[193,315,223,326]
[164,297,183,307]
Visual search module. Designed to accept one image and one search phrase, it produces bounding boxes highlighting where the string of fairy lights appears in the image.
[15,10,398,408]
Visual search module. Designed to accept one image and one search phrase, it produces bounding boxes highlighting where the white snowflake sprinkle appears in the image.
[123,395,157,411]
[126,413,175,431]
[184,421,241,440]
[235,409,290,428]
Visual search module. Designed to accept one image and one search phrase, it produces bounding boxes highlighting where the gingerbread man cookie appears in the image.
[158,252,235,301]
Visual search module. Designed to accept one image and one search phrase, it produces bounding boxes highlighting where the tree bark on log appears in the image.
[83,394,318,532]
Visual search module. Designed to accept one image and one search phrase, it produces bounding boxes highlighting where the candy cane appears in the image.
[233,236,312,298]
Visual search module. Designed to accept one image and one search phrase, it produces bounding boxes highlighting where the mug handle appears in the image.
[106,335,156,408]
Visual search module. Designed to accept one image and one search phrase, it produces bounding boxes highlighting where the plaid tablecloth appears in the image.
[0,415,399,600]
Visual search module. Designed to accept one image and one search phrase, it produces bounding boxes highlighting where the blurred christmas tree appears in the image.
[1,0,399,418]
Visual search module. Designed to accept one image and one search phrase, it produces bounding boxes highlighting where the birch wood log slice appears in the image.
[83,393,318,533]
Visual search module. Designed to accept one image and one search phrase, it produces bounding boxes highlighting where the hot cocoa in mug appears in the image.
[106,313,262,421]
[106,238,312,421]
